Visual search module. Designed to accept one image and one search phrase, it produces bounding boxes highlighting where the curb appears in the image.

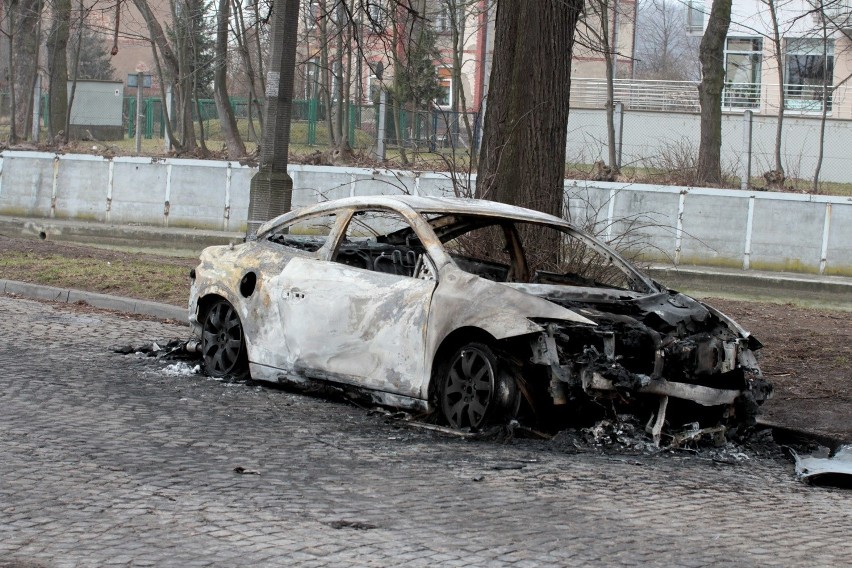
[648,266,852,307]
[1,279,188,324]
[1,215,242,253]
[756,418,850,448]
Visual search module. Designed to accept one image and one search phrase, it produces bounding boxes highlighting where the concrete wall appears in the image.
[1,151,850,276]
[567,107,852,185]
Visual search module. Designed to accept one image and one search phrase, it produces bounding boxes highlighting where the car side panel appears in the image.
[274,257,437,398]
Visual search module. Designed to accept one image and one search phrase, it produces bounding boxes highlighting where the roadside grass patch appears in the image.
[0,250,191,305]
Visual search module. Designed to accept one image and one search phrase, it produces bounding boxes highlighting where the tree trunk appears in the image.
[213,0,246,159]
[696,0,731,185]
[134,0,196,150]
[477,0,581,218]
[251,0,265,135]
[449,0,476,165]
[601,0,619,175]
[151,40,183,152]
[65,0,85,141]
[12,0,42,140]
[7,0,18,144]
[813,12,829,194]
[47,0,72,141]
[318,0,336,146]
[767,0,785,185]
[232,0,260,142]
[188,0,207,154]
[391,8,409,165]
[334,4,345,145]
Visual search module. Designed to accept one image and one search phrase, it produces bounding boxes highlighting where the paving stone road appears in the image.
[1,295,850,567]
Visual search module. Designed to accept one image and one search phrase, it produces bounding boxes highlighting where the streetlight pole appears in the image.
[246,0,301,238]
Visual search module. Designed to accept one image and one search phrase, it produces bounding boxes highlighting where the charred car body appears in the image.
[189,196,771,437]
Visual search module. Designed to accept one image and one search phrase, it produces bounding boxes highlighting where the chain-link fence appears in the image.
[566,105,852,187]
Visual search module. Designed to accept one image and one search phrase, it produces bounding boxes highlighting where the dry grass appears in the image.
[0,240,195,306]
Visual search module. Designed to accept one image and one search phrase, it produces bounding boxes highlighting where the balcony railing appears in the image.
[571,78,701,112]
[570,78,850,117]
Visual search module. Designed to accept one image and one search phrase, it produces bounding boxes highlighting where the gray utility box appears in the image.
[67,80,125,141]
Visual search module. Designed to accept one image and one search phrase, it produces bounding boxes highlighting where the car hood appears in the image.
[503,283,731,337]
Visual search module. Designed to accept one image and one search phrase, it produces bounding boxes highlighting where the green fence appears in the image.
[2,92,479,152]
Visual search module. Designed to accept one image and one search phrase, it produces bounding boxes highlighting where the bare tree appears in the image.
[47,0,72,141]
[477,0,583,218]
[230,0,266,142]
[696,0,731,184]
[65,0,86,139]
[576,0,637,177]
[434,0,491,175]
[214,0,247,158]
[132,0,207,151]
[762,0,786,188]
[1,0,42,142]
[634,0,700,81]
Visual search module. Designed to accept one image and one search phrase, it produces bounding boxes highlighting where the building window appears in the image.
[785,38,834,113]
[687,0,705,33]
[303,0,321,30]
[366,0,386,32]
[434,5,451,33]
[723,37,762,109]
[435,74,452,108]
[366,74,381,104]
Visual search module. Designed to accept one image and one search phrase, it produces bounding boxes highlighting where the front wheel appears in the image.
[201,299,249,379]
[439,342,516,430]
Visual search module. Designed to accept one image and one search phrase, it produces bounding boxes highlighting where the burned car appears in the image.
[189,196,770,437]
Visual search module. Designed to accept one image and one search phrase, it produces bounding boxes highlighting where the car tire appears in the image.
[201,299,249,379]
[438,342,517,431]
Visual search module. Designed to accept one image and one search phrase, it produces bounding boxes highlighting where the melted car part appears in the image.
[794,445,852,487]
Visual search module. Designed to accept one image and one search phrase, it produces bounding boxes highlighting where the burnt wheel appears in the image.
[439,342,501,430]
[202,299,249,378]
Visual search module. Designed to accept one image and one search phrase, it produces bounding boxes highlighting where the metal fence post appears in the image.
[135,72,143,154]
[127,98,134,138]
[164,84,173,151]
[349,102,356,144]
[308,98,317,145]
[614,102,624,168]
[145,98,154,139]
[31,75,41,142]
[741,110,753,190]
[375,89,387,161]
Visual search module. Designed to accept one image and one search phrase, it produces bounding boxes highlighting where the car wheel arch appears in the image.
[427,327,495,400]
[196,292,230,324]
[428,327,528,428]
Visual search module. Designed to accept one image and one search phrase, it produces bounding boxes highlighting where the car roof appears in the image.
[257,195,575,235]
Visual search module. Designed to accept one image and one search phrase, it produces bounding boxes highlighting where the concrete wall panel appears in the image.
[417,173,456,197]
[825,202,852,276]
[53,157,110,222]
[679,193,750,268]
[227,166,253,232]
[109,160,168,224]
[610,188,681,259]
[750,200,826,273]
[168,164,228,230]
[0,154,55,217]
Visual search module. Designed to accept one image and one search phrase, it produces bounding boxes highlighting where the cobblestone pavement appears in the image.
[1,295,850,568]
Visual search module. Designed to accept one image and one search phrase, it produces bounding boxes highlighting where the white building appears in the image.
[689,0,852,118]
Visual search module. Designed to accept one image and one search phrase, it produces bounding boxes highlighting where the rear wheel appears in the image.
[201,299,249,379]
[439,342,516,430]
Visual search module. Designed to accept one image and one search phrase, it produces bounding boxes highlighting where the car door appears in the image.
[276,208,438,399]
